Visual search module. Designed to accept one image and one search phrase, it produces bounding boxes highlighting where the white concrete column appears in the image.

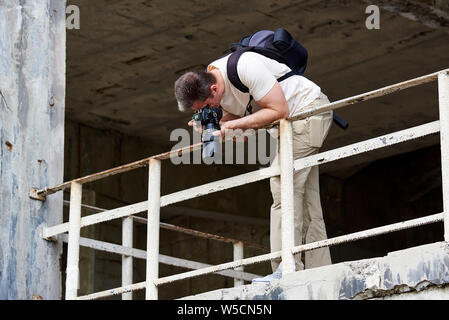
[233,242,244,287]
[65,182,82,300]
[122,217,133,300]
[439,72,449,241]
[279,119,296,275]
[145,159,162,300]
[0,0,66,299]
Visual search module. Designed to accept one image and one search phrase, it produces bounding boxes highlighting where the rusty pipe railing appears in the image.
[29,69,447,201]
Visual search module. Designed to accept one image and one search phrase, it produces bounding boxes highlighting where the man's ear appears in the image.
[210,84,218,94]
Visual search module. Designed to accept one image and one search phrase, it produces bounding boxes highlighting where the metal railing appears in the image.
[60,200,268,299]
[31,69,449,300]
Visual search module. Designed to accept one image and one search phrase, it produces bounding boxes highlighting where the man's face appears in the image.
[191,84,222,111]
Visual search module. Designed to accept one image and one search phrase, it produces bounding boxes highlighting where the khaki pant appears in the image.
[270,93,333,272]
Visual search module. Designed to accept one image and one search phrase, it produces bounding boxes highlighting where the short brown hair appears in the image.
[174,71,216,112]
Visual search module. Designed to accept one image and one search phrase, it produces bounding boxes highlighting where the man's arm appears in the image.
[216,81,289,135]
[220,112,241,125]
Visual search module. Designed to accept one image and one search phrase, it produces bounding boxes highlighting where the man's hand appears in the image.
[188,119,202,133]
[213,120,233,138]
[212,113,242,138]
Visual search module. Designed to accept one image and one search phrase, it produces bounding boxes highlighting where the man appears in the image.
[174,51,333,282]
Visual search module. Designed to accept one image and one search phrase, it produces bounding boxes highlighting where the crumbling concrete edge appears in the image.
[351,241,449,300]
[181,242,449,300]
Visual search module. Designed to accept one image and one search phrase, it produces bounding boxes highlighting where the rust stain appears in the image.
[5,141,12,151]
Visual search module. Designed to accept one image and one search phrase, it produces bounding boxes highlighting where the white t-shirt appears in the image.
[208,52,321,118]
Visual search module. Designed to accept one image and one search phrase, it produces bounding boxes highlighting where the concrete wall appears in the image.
[435,0,449,12]
[0,0,66,299]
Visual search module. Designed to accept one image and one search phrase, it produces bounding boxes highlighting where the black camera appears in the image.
[192,106,223,161]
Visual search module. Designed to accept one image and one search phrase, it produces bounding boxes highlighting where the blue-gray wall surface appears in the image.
[0,0,66,299]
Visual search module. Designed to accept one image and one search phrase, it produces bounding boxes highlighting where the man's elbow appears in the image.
[280,107,290,120]
[271,108,289,123]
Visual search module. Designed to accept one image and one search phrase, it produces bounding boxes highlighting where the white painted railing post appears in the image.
[233,242,244,287]
[65,182,82,300]
[439,71,449,241]
[279,119,296,276]
[145,159,161,300]
[122,216,133,300]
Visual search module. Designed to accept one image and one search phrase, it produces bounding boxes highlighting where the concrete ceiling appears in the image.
[66,0,449,177]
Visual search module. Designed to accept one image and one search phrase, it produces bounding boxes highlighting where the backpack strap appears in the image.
[227,48,298,115]
[277,70,297,83]
[227,47,257,116]
[226,46,254,93]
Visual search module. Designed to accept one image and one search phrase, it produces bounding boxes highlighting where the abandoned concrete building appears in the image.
[1,0,449,300]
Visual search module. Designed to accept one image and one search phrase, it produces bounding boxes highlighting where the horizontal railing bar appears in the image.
[157,120,438,210]
[160,166,280,208]
[132,216,269,251]
[34,69,448,198]
[154,213,443,287]
[44,121,440,239]
[77,281,147,300]
[74,212,443,300]
[285,69,446,124]
[291,213,443,255]
[44,165,279,238]
[78,251,282,300]
[162,205,269,227]
[34,142,203,198]
[43,201,148,239]
[155,252,282,287]
[59,234,260,283]
[61,200,268,251]
[293,120,440,172]
[63,200,105,214]
[64,198,269,226]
